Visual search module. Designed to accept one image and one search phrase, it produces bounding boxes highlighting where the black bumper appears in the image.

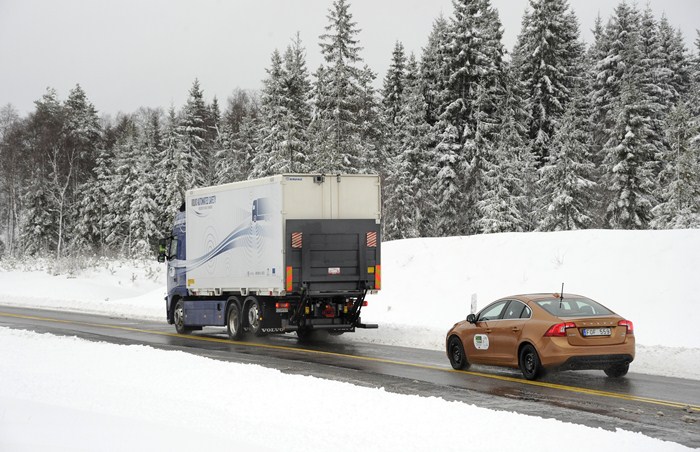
[557,354,634,371]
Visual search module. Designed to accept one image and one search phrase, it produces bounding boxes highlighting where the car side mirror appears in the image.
[467,314,477,324]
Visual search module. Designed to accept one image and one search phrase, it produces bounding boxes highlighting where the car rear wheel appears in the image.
[519,344,544,380]
[604,363,629,378]
[447,336,470,370]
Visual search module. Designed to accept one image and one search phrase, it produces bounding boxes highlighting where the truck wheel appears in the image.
[296,326,315,341]
[245,297,265,337]
[226,300,243,340]
[173,299,194,335]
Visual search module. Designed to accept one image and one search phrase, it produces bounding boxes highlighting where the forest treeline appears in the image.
[1,0,699,259]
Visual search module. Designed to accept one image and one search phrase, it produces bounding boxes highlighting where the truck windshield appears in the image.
[535,297,614,317]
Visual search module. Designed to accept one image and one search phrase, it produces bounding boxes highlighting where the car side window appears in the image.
[520,305,532,319]
[478,300,508,321]
[503,301,528,320]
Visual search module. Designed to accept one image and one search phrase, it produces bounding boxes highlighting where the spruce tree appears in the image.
[537,95,597,231]
[179,79,208,187]
[311,0,368,173]
[281,33,313,173]
[384,54,429,240]
[253,49,287,178]
[512,0,585,164]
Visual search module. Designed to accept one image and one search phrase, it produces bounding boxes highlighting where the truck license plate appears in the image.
[583,328,611,337]
[328,267,341,275]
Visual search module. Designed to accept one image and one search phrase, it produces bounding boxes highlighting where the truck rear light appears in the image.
[275,302,290,309]
[544,322,576,337]
[286,266,293,292]
[375,265,381,290]
[291,232,302,249]
[618,319,634,334]
[366,231,377,247]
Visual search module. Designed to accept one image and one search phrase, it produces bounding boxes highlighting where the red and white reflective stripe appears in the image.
[367,231,377,248]
[291,232,303,249]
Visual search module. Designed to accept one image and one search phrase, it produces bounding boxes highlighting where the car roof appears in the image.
[500,293,589,303]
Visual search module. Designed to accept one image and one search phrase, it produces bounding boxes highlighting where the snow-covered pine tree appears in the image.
[311,0,367,173]
[651,33,700,228]
[476,65,531,233]
[382,41,407,131]
[356,64,381,174]
[215,90,260,183]
[512,0,585,165]
[380,41,408,227]
[179,79,208,187]
[384,54,429,240]
[104,115,139,254]
[156,107,187,234]
[537,93,597,231]
[127,109,161,257]
[429,0,505,236]
[252,49,287,178]
[658,16,691,110]
[651,101,700,228]
[602,76,656,229]
[280,33,313,173]
[591,3,643,163]
[420,16,449,128]
[21,88,64,255]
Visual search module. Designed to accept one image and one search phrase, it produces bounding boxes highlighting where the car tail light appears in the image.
[544,322,576,337]
[362,300,368,307]
[618,320,634,334]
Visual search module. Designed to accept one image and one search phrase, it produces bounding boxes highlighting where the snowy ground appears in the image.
[0,229,698,450]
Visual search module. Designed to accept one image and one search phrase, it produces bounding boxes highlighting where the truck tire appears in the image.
[296,326,315,341]
[173,298,195,335]
[245,296,265,337]
[226,299,243,340]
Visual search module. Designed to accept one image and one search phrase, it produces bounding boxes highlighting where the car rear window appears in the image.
[535,297,614,317]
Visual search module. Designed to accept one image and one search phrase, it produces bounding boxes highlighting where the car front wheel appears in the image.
[447,336,470,370]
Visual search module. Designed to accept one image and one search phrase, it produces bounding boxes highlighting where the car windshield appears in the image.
[535,297,614,317]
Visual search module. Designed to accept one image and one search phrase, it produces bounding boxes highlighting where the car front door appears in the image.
[487,300,530,365]
[465,300,508,365]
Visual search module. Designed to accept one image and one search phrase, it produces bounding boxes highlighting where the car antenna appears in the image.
[559,282,564,309]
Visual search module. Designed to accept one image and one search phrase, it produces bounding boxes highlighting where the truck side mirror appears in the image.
[467,314,477,324]
[157,238,167,263]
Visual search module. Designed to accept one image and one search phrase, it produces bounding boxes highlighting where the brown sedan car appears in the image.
[446,293,635,380]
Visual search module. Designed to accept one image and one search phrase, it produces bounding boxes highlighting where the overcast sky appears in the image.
[1,0,698,116]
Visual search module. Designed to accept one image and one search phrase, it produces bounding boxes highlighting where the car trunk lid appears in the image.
[563,317,629,346]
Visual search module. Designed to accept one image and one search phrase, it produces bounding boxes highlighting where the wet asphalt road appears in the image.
[1,305,698,448]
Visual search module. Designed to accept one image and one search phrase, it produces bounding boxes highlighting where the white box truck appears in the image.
[158,174,381,340]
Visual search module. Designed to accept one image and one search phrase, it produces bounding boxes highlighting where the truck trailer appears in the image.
[158,174,381,340]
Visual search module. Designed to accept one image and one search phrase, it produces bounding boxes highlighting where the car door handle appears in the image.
[512,327,520,332]
[485,329,492,333]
